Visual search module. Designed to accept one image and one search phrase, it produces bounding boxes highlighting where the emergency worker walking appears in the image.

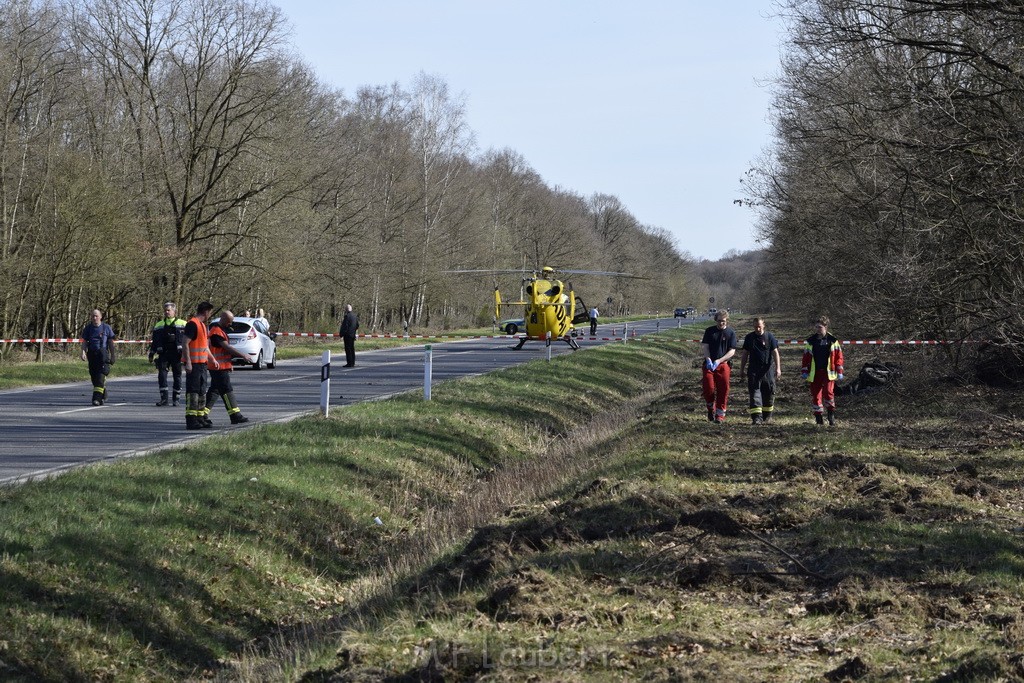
[339,304,359,367]
[740,317,782,424]
[148,302,186,406]
[700,310,738,423]
[206,310,250,425]
[80,309,116,406]
[182,301,214,430]
[589,305,599,336]
[801,316,845,426]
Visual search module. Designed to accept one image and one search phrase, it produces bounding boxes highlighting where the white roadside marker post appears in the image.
[424,344,433,400]
[320,350,331,416]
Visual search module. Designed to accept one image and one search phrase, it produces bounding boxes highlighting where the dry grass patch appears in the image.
[293,349,1024,682]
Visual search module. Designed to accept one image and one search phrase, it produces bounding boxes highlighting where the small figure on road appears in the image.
[148,302,186,406]
[589,305,599,336]
[206,310,251,425]
[80,308,116,406]
[339,304,359,367]
[801,316,845,426]
[700,310,738,423]
[182,301,214,430]
[740,317,781,424]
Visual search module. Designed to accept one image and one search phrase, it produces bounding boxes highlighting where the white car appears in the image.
[215,316,277,369]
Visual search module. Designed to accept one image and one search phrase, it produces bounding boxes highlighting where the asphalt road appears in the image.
[0,318,696,484]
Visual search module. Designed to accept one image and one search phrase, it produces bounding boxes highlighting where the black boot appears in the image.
[186,415,202,430]
[827,409,836,426]
[156,391,169,407]
[751,414,762,425]
[762,413,773,424]
[230,413,250,424]
[172,392,180,407]
[815,413,824,425]
[707,409,715,422]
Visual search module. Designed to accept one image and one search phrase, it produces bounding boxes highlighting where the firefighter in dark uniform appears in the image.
[148,302,187,406]
[182,301,214,430]
[740,317,782,424]
[206,310,251,425]
[80,308,116,406]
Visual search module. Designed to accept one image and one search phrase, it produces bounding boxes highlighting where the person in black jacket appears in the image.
[740,317,782,424]
[700,310,738,423]
[339,304,359,367]
[148,302,187,406]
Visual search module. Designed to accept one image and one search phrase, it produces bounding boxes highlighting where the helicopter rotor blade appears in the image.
[553,269,645,278]
[443,269,533,276]
[444,267,647,279]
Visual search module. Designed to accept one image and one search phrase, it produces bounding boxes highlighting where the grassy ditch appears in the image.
[5,326,1023,682]
[260,336,1024,682]
[0,338,687,681]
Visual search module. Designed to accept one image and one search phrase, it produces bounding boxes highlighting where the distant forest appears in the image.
[0,0,710,347]
[6,0,1015,373]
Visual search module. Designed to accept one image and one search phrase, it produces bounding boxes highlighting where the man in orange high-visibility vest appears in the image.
[206,310,251,425]
[182,301,214,430]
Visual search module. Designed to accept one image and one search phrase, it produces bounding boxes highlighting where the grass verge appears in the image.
[0,337,686,681]
[5,325,1023,682]
[253,332,1024,682]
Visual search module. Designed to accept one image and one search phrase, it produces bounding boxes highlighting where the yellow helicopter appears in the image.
[448,266,638,349]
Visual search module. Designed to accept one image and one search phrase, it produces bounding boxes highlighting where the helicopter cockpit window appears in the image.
[545,284,561,297]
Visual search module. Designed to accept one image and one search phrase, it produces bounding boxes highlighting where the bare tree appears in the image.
[406,72,475,325]
[749,0,1024,370]
[73,0,300,301]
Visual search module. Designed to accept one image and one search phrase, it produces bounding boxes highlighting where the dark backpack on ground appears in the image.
[839,362,902,395]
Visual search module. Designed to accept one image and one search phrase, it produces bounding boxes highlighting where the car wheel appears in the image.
[505,323,518,335]
[253,351,263,370]
[267,350,276,369]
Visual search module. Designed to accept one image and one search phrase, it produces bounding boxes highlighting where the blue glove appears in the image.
[801,372,809,381]
[711,361,720,371]
[705,359,714,371]
[837,374,844,381]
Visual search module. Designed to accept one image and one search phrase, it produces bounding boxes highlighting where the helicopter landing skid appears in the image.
[564,335,580,350]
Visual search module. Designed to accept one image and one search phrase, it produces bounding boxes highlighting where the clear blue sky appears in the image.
[271,1,783,261]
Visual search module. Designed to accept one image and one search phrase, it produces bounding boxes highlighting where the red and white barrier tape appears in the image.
[0,333,972,345]
[0,338,149,344]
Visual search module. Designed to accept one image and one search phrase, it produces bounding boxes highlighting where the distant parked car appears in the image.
[674,307,687,318]
[500,318,526,335]
[214,315,277,369]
